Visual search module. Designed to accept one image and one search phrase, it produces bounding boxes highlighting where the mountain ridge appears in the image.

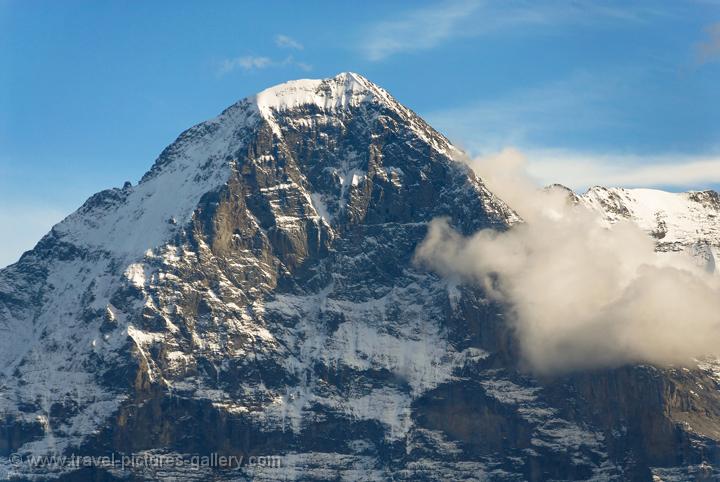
[546,184,720,271]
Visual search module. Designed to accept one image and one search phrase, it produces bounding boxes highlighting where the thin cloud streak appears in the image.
[361,0,663,61]
[525,149,720,191]
[218,56,273,75]
[362,0,481,61]
[217,55,312,76]
[275,34,304,50]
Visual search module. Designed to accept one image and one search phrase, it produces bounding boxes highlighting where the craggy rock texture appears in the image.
[1,73,720,481]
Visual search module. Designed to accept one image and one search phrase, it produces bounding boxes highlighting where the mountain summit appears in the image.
[1,74,720,481]
[252,72,391,113]
[50,72,510,260]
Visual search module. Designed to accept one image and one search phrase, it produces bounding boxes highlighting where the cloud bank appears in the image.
[415,148,720,373]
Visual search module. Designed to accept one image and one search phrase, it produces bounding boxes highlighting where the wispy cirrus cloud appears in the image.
[218,34,311,76]
[361,0,665,61]
[521,149,720,191]
[695,22,720,65]
[217,55,312,76]
[218,56,273,75]
[361,0,481,61]
[275,34,304,50]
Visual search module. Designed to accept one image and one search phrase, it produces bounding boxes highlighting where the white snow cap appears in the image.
[250,72,389,114]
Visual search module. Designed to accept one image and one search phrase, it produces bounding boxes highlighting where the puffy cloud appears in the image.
[415,148,720,373]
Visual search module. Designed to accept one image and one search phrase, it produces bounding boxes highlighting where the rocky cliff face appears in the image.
[1,73,719,481]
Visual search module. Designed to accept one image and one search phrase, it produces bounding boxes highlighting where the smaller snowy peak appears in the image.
[544,183,581,204]
[250,72,385,114]
[580,186,720,249]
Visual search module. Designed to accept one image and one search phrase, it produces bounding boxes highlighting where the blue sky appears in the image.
[1,0,719,267]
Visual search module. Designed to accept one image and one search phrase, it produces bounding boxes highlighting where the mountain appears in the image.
[580,186,720,268]
[1,73,719,481]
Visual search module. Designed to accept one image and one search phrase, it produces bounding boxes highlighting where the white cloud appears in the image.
[217,55,312,76]
[275,34,304,50]
[415,149,720,373]
[216,33,310,76]
[361,1,661,61]
[218,56,273,75]
[523,149,720,191]
[444,145,720,193]
[0,205,68,269]
[361,0,481,61]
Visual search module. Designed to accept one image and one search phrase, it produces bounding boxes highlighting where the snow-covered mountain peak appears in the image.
[250,72,382,114]
[242,72,459,156]
[44,73,479,263]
